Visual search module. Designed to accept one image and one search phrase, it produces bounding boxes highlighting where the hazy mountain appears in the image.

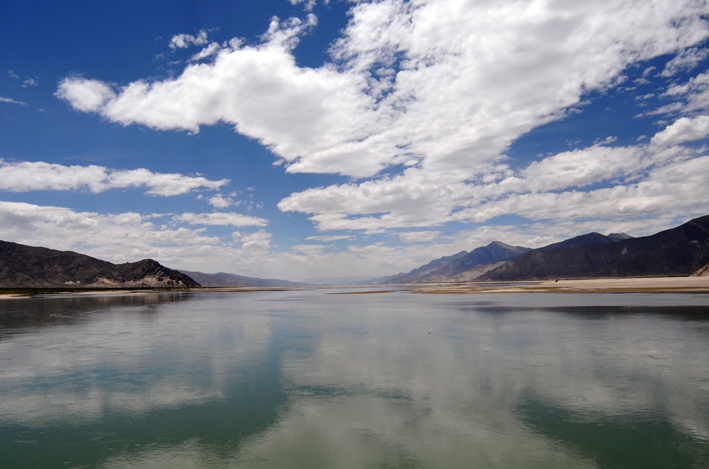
[608,232,634,240]
[0,240,199,288]
[380,242,529,284]
[478,215,709,281]
[180,271,309,288]
[378,251,468,284]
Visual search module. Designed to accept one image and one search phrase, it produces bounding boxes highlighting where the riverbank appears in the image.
[410,276,709,294]
[2,277,709,299]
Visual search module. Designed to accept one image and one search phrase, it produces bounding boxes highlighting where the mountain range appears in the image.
[379,242,530,284]
[2,214,709,288]
[479,215,709,281]
[379,215,709,283]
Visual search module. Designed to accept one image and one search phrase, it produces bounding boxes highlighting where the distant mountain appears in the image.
[378,250,468,284]
[478,215,709,281]
[0,240,199,288]
[608,232,634,240]
[179,271,309,288]
[380,242,529,284]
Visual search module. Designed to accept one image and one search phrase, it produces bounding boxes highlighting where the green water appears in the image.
[1,290,708,468]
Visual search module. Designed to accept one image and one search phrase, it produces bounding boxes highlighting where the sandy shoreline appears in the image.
[2,277,709,299]
[408,276,709,294]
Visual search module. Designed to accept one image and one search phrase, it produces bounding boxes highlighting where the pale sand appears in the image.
[0,293,33,299]
[410,276,709,294]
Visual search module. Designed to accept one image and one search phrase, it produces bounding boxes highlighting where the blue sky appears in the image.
[2,0,709,282]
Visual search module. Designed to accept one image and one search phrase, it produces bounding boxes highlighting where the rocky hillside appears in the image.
[0,240,199,288]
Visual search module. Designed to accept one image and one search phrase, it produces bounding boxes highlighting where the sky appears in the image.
[2,0,709,283]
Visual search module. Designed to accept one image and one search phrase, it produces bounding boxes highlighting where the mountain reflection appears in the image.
[1,290,708,468]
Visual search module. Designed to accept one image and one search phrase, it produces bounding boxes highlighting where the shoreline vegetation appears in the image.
[3,276,709,299]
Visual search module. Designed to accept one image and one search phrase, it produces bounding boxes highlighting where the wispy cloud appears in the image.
[174,212,268,227]
[0,96,28,106]
[22,77,38,88]
[305,235,353,242]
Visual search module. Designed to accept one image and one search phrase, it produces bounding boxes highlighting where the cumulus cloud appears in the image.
[0,160,229,196]
[232,229,273,250]
[279,133,708,232]
[190,42,221,62]
[0,201,277,275]
[175,212,268,227]
[169,30,209,50]
[651,115,709,145]
[208,193,234,208]
[55,1,709,240]
[55,77,116,112]
[0,201,220,261]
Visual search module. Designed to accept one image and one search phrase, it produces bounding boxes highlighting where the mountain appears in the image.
[608,232,634,240]
[179,271,309,288]
[378,250,468,284]
[691,263,709,277]
[380,242,529,284]
[0,240,199,288]
[539,232,619,250]
[478,215,709,281]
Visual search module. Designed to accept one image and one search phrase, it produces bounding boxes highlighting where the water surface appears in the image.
[1,290,708,468]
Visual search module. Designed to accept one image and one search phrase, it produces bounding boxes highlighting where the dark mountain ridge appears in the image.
[478,215,709,281]
[0,240,199,288]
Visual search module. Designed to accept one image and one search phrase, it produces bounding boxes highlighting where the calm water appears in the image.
[1,289,709,468]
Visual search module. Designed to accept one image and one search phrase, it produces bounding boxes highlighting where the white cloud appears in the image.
[169,30,209,50]
[661,47,709,77]
[651,115,709,145]
[0,96,27,106]
[0,160,229,196]
[175,212,268,227]
[190,42,221,62]
[55,77,116,112]
[54,1,709,249]
[654,71,709,117]
[279,136,707,232]
[208,193,234,208]
[232,229,273,250]
[0,201,220,261]
[22,77,38,88]
[305,235,353,242]
[0,201,278,276]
